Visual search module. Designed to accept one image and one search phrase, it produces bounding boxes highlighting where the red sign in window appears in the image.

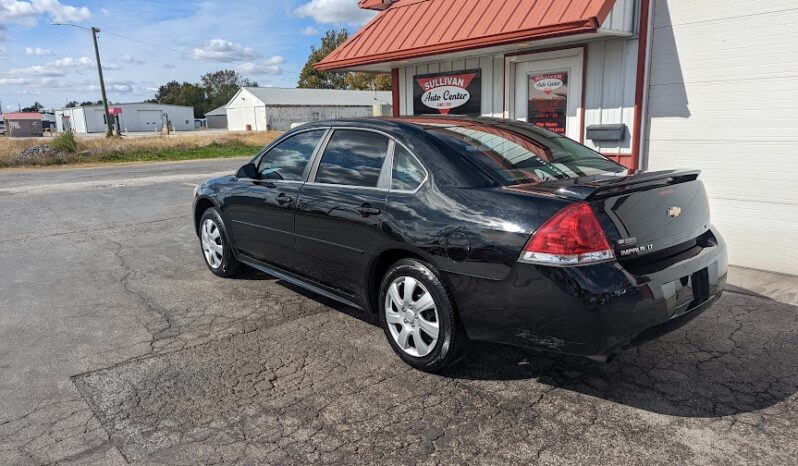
[527,72,568,135]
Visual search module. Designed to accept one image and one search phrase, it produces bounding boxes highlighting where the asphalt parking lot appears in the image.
[0,159,796,465]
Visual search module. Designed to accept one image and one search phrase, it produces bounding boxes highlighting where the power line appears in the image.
[99,29,293,71]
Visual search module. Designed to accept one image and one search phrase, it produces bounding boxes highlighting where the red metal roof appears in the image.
[359,0,394,10]
[316,0,617,71]
[2,112,43,120]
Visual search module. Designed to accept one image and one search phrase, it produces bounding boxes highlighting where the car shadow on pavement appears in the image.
[277,280,798,419]
[441,291,798,418]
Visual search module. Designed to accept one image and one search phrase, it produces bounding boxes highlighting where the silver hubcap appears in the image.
[384,276,439,358]
[200,218,223,269]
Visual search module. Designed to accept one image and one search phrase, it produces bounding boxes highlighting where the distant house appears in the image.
[2,113,43,137]
[226,87,392,131]
[205,105,228,129]
[55,102,195,133]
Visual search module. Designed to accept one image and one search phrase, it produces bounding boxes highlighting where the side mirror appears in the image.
[237,163,258,179]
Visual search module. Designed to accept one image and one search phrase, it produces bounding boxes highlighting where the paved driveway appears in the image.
[0,160,796,465]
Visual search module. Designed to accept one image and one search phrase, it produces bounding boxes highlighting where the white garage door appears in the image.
[137,110,162,131]
[645,0,798,275]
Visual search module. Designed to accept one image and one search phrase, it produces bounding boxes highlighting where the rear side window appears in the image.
[426,125,625,186]
[391,145,426,191]
[315,129,390,187]
[258,129,325,181]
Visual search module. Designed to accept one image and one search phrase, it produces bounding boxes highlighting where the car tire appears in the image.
[378,259,469,372]
[198,208,240,278]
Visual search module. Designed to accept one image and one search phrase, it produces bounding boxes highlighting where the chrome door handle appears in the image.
[275,193,293,205]
[356,205,381,217]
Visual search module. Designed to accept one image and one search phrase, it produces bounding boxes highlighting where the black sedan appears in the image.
[193,117,727,372]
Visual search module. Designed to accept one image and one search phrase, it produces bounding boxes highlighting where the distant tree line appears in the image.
[65,101,103,108]
[148,70,257,118]
[19,102,45,112]
[298,29,391,91]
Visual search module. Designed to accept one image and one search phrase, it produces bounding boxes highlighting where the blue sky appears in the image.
[0,0,376,110]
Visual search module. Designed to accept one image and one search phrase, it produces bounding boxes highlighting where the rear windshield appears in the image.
[425,123,625,186]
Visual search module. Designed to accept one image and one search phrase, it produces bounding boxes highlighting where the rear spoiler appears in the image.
[508,169,701,201]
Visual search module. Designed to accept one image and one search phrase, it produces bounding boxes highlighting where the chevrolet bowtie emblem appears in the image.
[668,206,682,218]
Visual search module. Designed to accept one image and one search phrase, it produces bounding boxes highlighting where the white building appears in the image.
[317,0,798,277]
[226,87,392,131]
[56,103,195,133]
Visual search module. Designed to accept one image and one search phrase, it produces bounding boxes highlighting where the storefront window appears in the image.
[527,71,568,136]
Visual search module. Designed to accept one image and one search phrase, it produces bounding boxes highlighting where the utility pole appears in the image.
[91,27,114,137]
[52,23,114,137]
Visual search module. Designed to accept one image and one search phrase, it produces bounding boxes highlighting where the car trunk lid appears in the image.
[508,169,712,258]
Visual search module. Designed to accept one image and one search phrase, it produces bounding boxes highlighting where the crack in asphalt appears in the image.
[2,171,797,464]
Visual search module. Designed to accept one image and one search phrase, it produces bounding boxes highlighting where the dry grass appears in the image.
[0,131,281,168]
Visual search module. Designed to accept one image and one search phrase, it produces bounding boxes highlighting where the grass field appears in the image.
[0,131,281,169]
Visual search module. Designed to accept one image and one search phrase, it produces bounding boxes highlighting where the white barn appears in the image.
[226,87,392,131]
[56,103,195,134]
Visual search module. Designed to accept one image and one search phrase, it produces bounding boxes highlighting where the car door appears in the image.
[226,128,328,269]
[294,128,393,296]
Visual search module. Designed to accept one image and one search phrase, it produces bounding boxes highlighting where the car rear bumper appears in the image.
[446,227,728,360]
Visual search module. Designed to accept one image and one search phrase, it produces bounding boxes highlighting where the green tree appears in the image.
[151,80,184,104]
[64,101,80,108]
[21,101,44,112]
[201,70,258,111]
[298,29,350,89]
[298,29,391,91]
[346,71,392,91]
[151,81,208,117]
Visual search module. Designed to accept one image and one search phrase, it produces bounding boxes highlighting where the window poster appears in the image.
[413,69,481,115]
[527,71,568,135]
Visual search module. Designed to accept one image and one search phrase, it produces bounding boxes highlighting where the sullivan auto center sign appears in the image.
[413,69,481,115]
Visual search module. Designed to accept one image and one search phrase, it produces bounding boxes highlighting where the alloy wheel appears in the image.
[384,276,440,357]
[201,218,223,269]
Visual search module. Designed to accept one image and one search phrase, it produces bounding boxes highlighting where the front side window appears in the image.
[315,129,390,187]
[391,145,426,191]
[258,129,325,181]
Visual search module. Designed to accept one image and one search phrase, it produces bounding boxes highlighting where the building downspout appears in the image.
[391,68,400,117]
[631,0,653,171]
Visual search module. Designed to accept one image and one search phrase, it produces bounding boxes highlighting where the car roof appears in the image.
[298,115,558,139]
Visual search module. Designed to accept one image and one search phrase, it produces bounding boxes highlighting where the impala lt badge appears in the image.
[668,206,682,218]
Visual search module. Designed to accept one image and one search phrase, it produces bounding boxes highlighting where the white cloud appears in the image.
[25,46,53,56]
[118,54,144,65]
[0,24,7,42]
[3,55,94,78]
[51,55,92,67]
[0,0,92,26]
[89,83,134,93]
[236,56,284,76]
[301,26,319,36]
[296,0,376,26]
[0,46,6,59]
[192,38,259,62]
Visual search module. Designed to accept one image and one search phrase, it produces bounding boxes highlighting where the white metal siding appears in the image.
[645,0,798,275]
[56,104,194,133]
[265,106,375,131]
[397,36,640,156]
[227,107,253,132]
[584,38,638,155]
[600,0,637,35]
[397,55,504,118]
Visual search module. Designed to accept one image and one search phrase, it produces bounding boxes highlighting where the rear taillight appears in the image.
[519,202,614,266]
